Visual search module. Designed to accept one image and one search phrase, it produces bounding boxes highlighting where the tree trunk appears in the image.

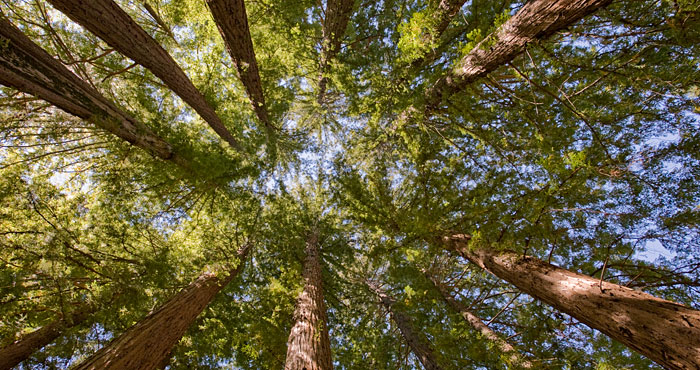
[205,0,272,133]
[72,244,250,370]
[367,282,442,370]
[317,0,354,103]
[0,307,93,370]
[45,0,242,151]
[441,234,700,370]
[424,272,533,369]
[424,0,611,111]
[284,231,333,370]
[0,15,189,168]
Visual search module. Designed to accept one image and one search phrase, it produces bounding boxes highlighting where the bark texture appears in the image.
[425,273,532,369]
[368,283,442,370]
[284,231,333,370]
[424,0,611,110]
[442,235,700,370]
[317,0,354,103]
[206,0,271,132]
[0,307,93,370]
[72,244,250,370]
[0,15,189,168]
[45,0,241,151]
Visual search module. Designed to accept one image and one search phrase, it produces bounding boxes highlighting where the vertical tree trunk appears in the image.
[424,0,612,111]
[317,0,354,103]
[45,0,242,151]
[205,0,272,133]
[0,307,93,370]
[441,235,700,370]
[72,244,250,370]
[284,231,333,370]
[424,272,532,369]
[0,15,189,168]
[367,283,442,370]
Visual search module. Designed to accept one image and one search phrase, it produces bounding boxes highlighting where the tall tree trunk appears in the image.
[424,0,611,111]
[72,244,250,370]
[367,282,442,370]
[0,15,189,168]
[424,272,533,369]
[0,306,94,370]
[441,234,700,370]
[284,231,333,370]
[45,0,242,151]
[205,0,272,133]
[407,0,467,70]
[317,0,354,103]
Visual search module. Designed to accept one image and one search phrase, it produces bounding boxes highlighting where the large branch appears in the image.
[45,0,242,151]
[205,0,272,132]
[0,15,191,170]
[317,0,354,103]
[423,0,612,111]
[441,235,700,370]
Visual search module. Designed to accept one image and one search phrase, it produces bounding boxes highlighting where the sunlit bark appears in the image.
[45,0,242,151]
[424,0,612,111]
[72,244,250,370]
[368,282,442,370]
[284,231,333,370]
[441,234,700,370]
[0,15,190,168]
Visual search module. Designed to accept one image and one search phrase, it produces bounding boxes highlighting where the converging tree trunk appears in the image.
[424,0,612,111]
[0,306,94,370]
[0,15,188,167]
[45,0,242,151]
[284,231,333,370]
[441,235,700,370]
[71,244,250,370]
[206,0,272,132]
[317,0,354,103]
[424,272,533,369]
[367,282,442,370]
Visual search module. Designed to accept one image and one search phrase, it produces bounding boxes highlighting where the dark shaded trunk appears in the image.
[0,15,188,168]
[425,272,532,368]
[72,244,250,370]
[206,0,272,133]
[424,0,611,111]
[0,307,94,370]
[317,0,354,103]
[368,283,442,370]
[284,231,333,370]
[441,235,700,370]
[45,0,241,151]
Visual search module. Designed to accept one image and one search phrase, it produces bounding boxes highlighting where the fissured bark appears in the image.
[284,231,333,370]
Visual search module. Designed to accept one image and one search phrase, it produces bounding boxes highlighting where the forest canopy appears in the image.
[1,0,700,369]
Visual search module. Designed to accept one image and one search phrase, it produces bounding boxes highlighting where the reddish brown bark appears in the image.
[0,307,93,370]
[0,15,190,168]
[368,283,442,370]
[425,273,532,369]
[441,235,700,370]
[284,231,333,370]
[206,0,272,132]
[317,0,354,103]
[45,0,242,151]
[72,244,250,370]
[424,0,611,110]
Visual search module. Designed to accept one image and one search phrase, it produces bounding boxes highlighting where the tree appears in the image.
[2,0,700,369]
